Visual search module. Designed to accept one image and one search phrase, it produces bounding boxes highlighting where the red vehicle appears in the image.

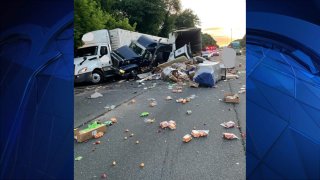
[205,46,219,56]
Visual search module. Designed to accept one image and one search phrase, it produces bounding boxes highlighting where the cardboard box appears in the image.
[75,124,107,143]
[224,93,240,103]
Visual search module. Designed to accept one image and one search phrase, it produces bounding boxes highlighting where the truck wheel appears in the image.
[91,70,103,84]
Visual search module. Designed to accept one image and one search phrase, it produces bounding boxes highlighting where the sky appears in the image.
[181,0,246,46]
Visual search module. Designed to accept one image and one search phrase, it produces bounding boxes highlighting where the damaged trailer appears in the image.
[168,27,202,59]
[111,33,196,79]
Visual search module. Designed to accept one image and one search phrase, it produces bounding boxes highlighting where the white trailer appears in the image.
[109,28,168,50]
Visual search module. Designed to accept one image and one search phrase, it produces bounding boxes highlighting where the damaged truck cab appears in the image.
[111,35,173,78]
[74,29,168,83]
[74,30,114,84]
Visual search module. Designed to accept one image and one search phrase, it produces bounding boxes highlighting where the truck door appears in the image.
[99,45,114,77]
[99,46,112,66]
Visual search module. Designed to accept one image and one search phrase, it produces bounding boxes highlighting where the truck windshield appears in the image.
[129,42,144,56]
[75,46,98,57]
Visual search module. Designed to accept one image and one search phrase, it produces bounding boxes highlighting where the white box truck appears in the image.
[74,28,168,84]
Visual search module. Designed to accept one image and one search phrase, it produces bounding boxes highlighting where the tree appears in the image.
[74,0,107,47]
[175,9,200,29]
[163,0,181,14]
[74,0,135,48]
[95,0,116,12]
[201,33,218,49]
[115,0,167,35]
[159,0,181,37]
[159,15,176,37]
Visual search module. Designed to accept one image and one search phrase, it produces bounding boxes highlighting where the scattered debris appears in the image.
[144,118,155,123]
[160,121,176,130]
[165,96,173,100]
[172,89,183,93]
[183,134,192,143]
[191,130,209,138]
[168,120,176,129]
[74,128,79,139]
[223,133,239,140]
[220,121,236,128]
[94,141,101,145]
[176,97,191,104]
[186,110,192,115]
[140,112,149,117]
[224,93,240,103]
[75,156,83,161]
[137,73,161,82]
[104,105,116,110]
[241,133,246,139]
[189,94,196,99]
[110,117,117,123]
[94,132,104,139]
[103,121,113,126]
[75,122,107,142]
[158,56,189,69]
[228,69,238,74]
[128,99,136,104]
[89,92,103,99]
[189,81,199,88]
[140,163,145,168]
[137,72,152,80]
[101,173,107,179]
[160,121,169,128]
[226,73,239,80]
[238,87,246,94]
[149,101,157,107]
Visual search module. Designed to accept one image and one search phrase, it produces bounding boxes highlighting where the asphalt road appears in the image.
[74,55,246,180]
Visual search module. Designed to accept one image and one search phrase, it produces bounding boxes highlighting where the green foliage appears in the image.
[74,0,106,47]
[115,0,167,35]
[175,9,200,29]
[74,0,135,48]
[159,15,176,37]
[159,0,181,37]
[94,0,116,12]
[201,33,218,48]
[163,0,181,14]
[74,0,203,48]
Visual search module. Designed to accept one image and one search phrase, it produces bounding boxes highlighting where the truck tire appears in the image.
[91,70,103,84]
